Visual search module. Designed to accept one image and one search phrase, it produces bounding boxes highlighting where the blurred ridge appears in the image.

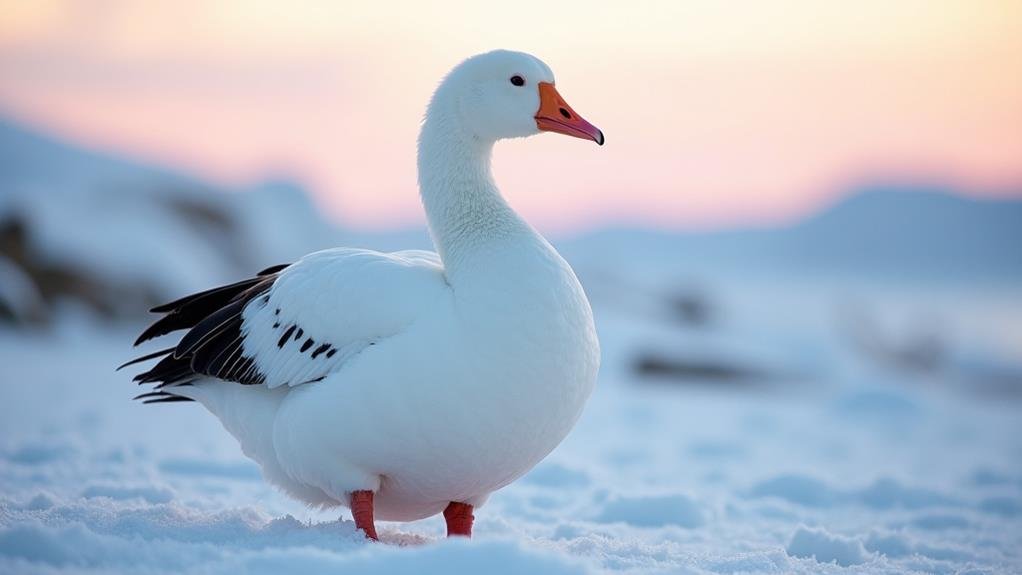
[561,186,1022,282]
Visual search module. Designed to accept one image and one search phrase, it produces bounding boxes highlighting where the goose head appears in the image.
[430,50,604,146]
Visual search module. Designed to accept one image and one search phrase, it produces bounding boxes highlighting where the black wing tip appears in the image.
[117,346,176,371]
[133,391,194,404]
[134,322,171,345]
[174,298,246,358]
[144,396,194,404]
[258,263,290,276]
[127,264,288,390]
[147,265,288,315]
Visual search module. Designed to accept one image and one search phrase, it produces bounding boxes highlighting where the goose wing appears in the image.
[123,248,449,403]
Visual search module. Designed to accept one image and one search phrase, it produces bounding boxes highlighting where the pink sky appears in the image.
[1,1,1020,233]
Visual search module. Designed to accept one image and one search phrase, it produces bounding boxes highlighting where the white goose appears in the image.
[122,50,603,540]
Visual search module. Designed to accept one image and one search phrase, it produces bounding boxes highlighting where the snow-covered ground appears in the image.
[2,274,1021,574]
[2,119,1021,573]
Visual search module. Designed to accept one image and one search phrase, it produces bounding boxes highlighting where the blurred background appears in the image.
[1,1,1021,572]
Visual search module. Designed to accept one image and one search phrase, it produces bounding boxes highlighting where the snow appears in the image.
[595,494,705,529]
[787,526,870,567]
[2,119,1022,573]
[3,278,1020,574]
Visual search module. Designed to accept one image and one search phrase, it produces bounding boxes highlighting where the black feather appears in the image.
[137,278,263,345]
[143,395,194,404]
[175,298,248,358]
[123,265,289,406]
[133,390,194,404]
[190,315,244,376]
[134,353,192,385]
[116,346,175,371]
[222,355,263,385]
[258,263,289,276]
[278,325,295,348]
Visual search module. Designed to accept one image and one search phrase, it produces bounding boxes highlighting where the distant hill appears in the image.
[780,186,1022,278]
[561,186,1022,282]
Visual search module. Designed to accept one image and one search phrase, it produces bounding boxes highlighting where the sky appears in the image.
[1,0,1021,233]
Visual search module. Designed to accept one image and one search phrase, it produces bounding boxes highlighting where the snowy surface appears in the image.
[2,276,1021,574]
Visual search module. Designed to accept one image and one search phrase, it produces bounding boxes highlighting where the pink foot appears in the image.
[443,501,474,537]
[351,490,378,541]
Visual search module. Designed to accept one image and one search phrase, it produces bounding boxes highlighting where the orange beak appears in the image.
[535,82,604,146]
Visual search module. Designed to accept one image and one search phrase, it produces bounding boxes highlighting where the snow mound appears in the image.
[81,485,175,504]
[595,494,705,528]
[0,502,588,575]
[748,474,838,508]
[786,525,870,567]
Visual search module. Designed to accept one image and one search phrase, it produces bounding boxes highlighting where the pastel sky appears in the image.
[1,1,1020,232]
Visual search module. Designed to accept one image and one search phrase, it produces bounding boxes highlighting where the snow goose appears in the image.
[121,50,603,540]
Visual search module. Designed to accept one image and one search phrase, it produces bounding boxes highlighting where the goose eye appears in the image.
[510,75,525,87]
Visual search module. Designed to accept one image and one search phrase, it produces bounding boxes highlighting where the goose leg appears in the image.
[443,501,474,537]
[350,490,378,541]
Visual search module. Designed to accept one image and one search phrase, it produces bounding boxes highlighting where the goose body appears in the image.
[124,50,603,534]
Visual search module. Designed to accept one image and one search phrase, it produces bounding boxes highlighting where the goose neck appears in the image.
[417,105,531,277]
